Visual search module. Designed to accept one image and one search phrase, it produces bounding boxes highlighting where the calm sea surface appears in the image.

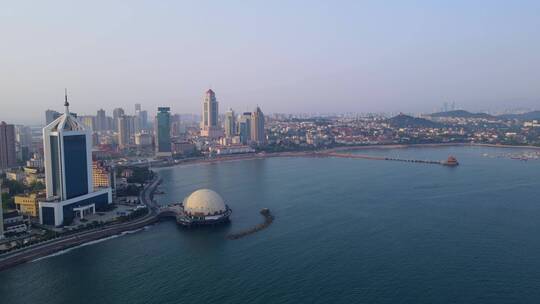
[1,146,540,304]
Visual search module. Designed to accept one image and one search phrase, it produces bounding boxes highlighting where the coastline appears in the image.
[0,177,161,272]
[158,142,540,169]
[1,142,537,272]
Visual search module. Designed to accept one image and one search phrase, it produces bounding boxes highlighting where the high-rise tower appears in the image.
[0,185,4,239]
[134,104,147,132]
[45,110,61,125]
[200,89,223,138]
[96,109,107,131]
[238,112,252,145]
[118,115,136,149]
[113,108,125,132]
[155,107,172,157]
[39,91,112,226]
[250,106,266,145]
[0,121,17,170]
[224,108,236,138]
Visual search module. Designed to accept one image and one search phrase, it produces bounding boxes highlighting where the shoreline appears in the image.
[1,142,537,272]
[158,142,540,169]
[0,177,161,272]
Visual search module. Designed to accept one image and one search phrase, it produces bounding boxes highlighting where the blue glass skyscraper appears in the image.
[39,91,112,226]
[155,107,172,157]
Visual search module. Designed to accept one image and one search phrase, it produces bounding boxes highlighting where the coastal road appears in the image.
[0,177,161,272]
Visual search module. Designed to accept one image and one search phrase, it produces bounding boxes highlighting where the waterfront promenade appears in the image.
[0,177,161,272]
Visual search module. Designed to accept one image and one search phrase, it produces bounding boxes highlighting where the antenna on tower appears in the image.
[64,88,70,113]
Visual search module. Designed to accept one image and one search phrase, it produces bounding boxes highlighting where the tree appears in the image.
[29,181,45,191]
[1,179,26,195]
[1,192,15,210]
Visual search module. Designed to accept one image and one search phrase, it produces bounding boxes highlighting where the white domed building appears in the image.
[178,189,232,226]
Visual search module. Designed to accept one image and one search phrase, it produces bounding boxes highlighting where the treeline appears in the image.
[1,176,45,210]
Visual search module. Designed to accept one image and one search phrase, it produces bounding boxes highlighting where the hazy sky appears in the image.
[1,0,540,124]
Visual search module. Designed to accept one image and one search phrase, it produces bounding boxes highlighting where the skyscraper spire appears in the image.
[64,88,70,114]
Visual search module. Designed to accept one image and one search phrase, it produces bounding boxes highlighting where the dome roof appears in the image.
[183,189,226,215]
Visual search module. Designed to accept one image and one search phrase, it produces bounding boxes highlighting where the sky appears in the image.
[1,0,540,124]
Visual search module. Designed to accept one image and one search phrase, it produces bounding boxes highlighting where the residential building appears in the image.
[92,161,115,194]
[238,113,252,145]
[524,120,540,128]
[135,132,153,147]
[26,153,44,169]
[251,106,266,145]
[135,133,152,147]
[113,108,125,132]
[135,104,148,132]
[96,109,108,131]
[224,108,236,138]
[139,110,148,130]
[118,115,136,149]
[45,110,61,125]
[15,125,32,162]
[0,121,17,170]
[0,185,4,238]
[6,171,25,183]
[79,115,95,131]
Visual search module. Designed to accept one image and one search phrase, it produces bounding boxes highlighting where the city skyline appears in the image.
[2,1,540,124]
[2,2,540,302]
[4,90,539,127]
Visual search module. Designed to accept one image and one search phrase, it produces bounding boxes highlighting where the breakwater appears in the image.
[226,209,274,240]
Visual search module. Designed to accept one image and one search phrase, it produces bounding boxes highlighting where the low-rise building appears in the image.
[210,145,255,155]
[6,171,25,183]
[25,175,45,185]
[172,141,196,155]
[135,132,153,147]
[2,211,28,235]
[93,161,113,189]
[26,153,44,169]
[14,193,45,217]
[524,120,540,128]
[93,161,116,198]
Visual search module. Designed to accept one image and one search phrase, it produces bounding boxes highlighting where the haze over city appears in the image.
[3,2,540,304]
[2,0,540,124]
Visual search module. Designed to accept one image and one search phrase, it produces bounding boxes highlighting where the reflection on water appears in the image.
[1,146,540,304]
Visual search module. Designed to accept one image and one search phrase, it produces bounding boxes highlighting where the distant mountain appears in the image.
[430,110,495,119]
[498,111,540,121]
[386,114,442,128]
